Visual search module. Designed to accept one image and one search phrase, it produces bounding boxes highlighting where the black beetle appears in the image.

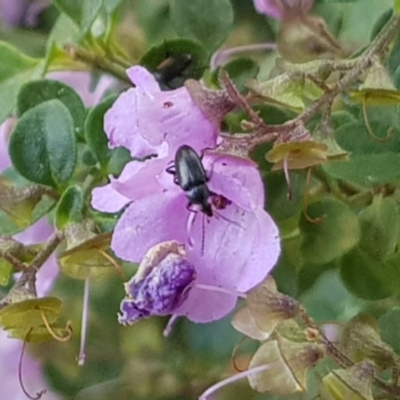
[166,145,213,217]
[153,53,193,91]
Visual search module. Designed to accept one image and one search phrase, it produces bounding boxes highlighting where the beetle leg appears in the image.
[165,164,176,175]
[166,164,180,184]
[186,201,198,214]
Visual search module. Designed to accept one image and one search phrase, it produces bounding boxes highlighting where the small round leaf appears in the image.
[9,99,77,188]
[84,95,116,167]
[55,185,84,229]
[17,79,86,137]
[300,198,360,265]
[340,248,400,300]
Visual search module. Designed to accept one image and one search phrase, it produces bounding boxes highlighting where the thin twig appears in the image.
[30,232,63,271]
[300,306,400,398]
[225,13,400,150]
[2,252,27,272]
[65,45,130,83]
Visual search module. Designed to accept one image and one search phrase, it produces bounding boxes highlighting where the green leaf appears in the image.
[379,308,400,354]
[300,198,360,265]
[107,147,132,176]
[53,0,103,35]
[395,0,400,14]
[331,110,357,129]
[169,0,234,52]
[324,121,400,187]
[0,41,44,124]
[247,72,324,113]
[298,261,338,295]
[0,297,62,329]
[46,14,81,51]
[394,64,400,90]
[388,32,400,75]
[300,270,362,322]
[8,325,70,343]
[263,171,305,221]
[55,186,84,229]
[358,195,399,261]
[0,167,55,236]
[140,38,208,90]
[84,95,116,167]
[273,237,300,298]
[9,99,76,188]
[212,58,259,94]
[325,153,400,187]
[0,259,12,286]
[17,79,86,137]
[340,247,400,300]
[370,9,393,40]
[104,0,123,14]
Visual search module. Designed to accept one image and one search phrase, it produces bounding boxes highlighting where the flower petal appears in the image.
[204,153,265,210]
[105,88,162,157]
[126,65,161,94]
[253,0,284,18]
[91,183,131,213]
[112,158,168,201]
[235,208,280,292]
[174,285,237,323]
[111,192,188,262]
[105,66,219,159]
[188,205,280,292]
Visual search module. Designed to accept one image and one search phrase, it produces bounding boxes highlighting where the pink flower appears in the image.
[92,67,281,324]
[253,0,313,19]
[104,66,219,159]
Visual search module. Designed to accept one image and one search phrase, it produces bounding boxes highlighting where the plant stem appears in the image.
[65,45,131,83]
[2,252,27,272]
[30,232,63,271]
[239,13,400,148]
[300,305,400,398]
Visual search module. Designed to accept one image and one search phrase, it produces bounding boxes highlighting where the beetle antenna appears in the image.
[214,210,242,229]
[201,213,206,256]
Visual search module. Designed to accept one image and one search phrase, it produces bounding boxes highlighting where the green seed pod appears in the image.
[341,314,399,370]
[320,361,376,400]
[248,334,324,395]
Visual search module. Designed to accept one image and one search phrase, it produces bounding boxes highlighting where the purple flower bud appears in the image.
[119,253,196,325]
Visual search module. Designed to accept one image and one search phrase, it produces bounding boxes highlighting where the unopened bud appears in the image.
[119,241,196,325]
